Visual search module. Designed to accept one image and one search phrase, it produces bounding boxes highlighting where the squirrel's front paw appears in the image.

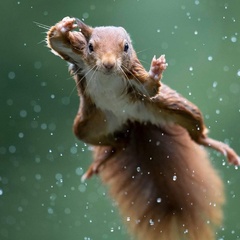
[56,17,77,34]
[149,55,168,81]
[48,17,77,40]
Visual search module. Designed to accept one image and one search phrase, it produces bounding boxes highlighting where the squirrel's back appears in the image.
[95,122,224,240]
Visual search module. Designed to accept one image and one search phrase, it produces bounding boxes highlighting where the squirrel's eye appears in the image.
[124,42,129,52]
[88,43,94,53]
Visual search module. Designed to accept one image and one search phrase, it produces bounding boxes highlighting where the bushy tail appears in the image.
[96,123,224,240]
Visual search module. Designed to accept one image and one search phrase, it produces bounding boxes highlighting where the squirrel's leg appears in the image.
[130,54,168,96]
[73,96,117,146]
[198,137,240,165]
[143,55,168,96]
[74,102,120,181]
[81,146,116,181]
[150,85,240,166]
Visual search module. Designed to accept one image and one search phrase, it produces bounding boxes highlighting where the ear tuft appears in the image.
[75,18,93,40]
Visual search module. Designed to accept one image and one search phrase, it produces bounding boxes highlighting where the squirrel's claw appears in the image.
[57,17,77,33]
[81,164,98,182]
[199,137,240,166]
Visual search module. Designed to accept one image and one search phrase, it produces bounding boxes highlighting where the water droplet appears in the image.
[55,173,63,181]
[149,219,154,225]
[18,132,24,138]
[76,167,83,176]
[8,72,16,79]
[18,206,23,212]
[6,99,13,106]
[41,123,47,130]
[213,81,217,88]
[156,197,162,203]
[194,0,199,5]
[34,61,42,69]
[48,207,54,214]
[50,193,57,201]
[20,110,27,118]
[208,56,213,61]
[33,105,41,113]
[231,36,237,43]
[64,208,71,214]
[35,156,41,163]
[9,145,16,154]
[35,174,41,181]
[82,12,89,19]
[79,184,87,193]
[173,175,177,181]
[70,146,77,154]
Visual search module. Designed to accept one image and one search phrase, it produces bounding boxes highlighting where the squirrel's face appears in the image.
[83,26,134,75]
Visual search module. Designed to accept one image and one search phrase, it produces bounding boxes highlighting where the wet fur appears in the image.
[97,123,224,240]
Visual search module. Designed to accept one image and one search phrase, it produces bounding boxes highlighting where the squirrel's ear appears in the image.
[76,18,93,40]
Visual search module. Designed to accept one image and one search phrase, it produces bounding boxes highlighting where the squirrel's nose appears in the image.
[103,62,115,70]
[102,54,116,71]
[103,61,115,70]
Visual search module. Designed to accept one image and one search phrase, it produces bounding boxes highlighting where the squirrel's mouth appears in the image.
[102,69,114,75]
[98,66,120,76]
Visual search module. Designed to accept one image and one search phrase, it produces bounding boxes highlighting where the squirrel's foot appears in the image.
[81,163,99,182]
[149,55,168,81]
[199,137,240,166]
[81,146,116,182]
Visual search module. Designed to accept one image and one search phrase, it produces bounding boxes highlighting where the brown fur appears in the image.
[46,17,240,240]
[97,123,224,240]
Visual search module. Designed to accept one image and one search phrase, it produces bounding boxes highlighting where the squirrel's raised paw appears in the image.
[149,55,168,81]
[57,17,77,34]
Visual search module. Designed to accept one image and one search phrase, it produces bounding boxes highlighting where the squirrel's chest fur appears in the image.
[85,71,167,133]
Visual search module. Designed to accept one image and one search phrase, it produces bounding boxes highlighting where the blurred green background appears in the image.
[1,0,240,239]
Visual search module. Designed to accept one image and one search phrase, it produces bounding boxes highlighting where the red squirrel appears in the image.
[46,17,240,240]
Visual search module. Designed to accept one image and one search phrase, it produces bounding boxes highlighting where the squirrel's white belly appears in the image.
[85,71,167,133]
